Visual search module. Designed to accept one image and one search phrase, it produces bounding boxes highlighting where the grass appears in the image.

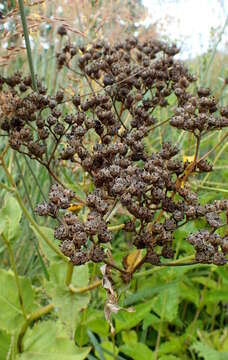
[0,1,228,359]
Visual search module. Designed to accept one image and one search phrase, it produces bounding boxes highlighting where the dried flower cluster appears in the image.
[1,34,228,276]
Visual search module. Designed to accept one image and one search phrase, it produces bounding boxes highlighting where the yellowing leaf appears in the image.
[123,250,143,273]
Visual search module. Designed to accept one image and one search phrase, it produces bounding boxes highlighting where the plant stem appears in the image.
[65,262,74,286]
[18,0,37,91]
[134,255,195,278]
[1,233,27,321]
[17,303,54,353]
[69,280,102,294]
[108,224,125,232]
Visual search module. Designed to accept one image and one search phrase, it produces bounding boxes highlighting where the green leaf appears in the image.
[44,262,90,336]
[191,341,228,360]
[158,337,184,356]
[151,283,180,322]
[114,299,155,333]
[192,277,217,288]
[205,289,228,304]
[122,330,138,344]
[86,310,109,337]
[159,356,182,360]
[30,226,60,262]
[0,329,11,359]
[96,341,118,360]
[18,320,91,360]
[180,281,200,307]
[0,269,35,332]
[0,195,22,240]
[124,280,179,306]
[143,313,161,332]
[120,343,154,360]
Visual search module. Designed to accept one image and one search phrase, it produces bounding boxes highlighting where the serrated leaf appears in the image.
[18,320,91,360]
[120,342,154,360]
[44,262,90,336]
[0,269,35,332]
[191,341,228,360]
[158,337,184,356]
[0,195,22,240]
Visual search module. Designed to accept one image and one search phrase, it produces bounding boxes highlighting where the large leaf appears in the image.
[44,262,90,336]
[114,299,155,333]
[120,343,154,360]
[0,269,35,332]
[0,195,22,240]
[191,341,228,360]
[0,329,11,359]
[18,320,90,360]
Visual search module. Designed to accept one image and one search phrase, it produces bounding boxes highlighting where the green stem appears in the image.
[0,182,15,192]
[134,255,195,278]
[108,224,125,232]
[1,234,27,320]
[69,280,102,294]
[65,262,74,286]
[18,0,37,91]
[17,303,54,353]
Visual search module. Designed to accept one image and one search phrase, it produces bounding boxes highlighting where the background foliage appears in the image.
[0,1,228,359]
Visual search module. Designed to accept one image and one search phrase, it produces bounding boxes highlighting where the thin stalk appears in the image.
[134,255,195,278]
[193,184,228,194]
[108,224,125,232]
[198,131,228,162]
[18,0,37,91]
[1,233,27,321]
[69,280,102,294]
[24,156,46,200]
[198,141,228,190]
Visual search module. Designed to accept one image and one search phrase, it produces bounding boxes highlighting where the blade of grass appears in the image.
[87,330,106,360]
[18,0,37,91]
